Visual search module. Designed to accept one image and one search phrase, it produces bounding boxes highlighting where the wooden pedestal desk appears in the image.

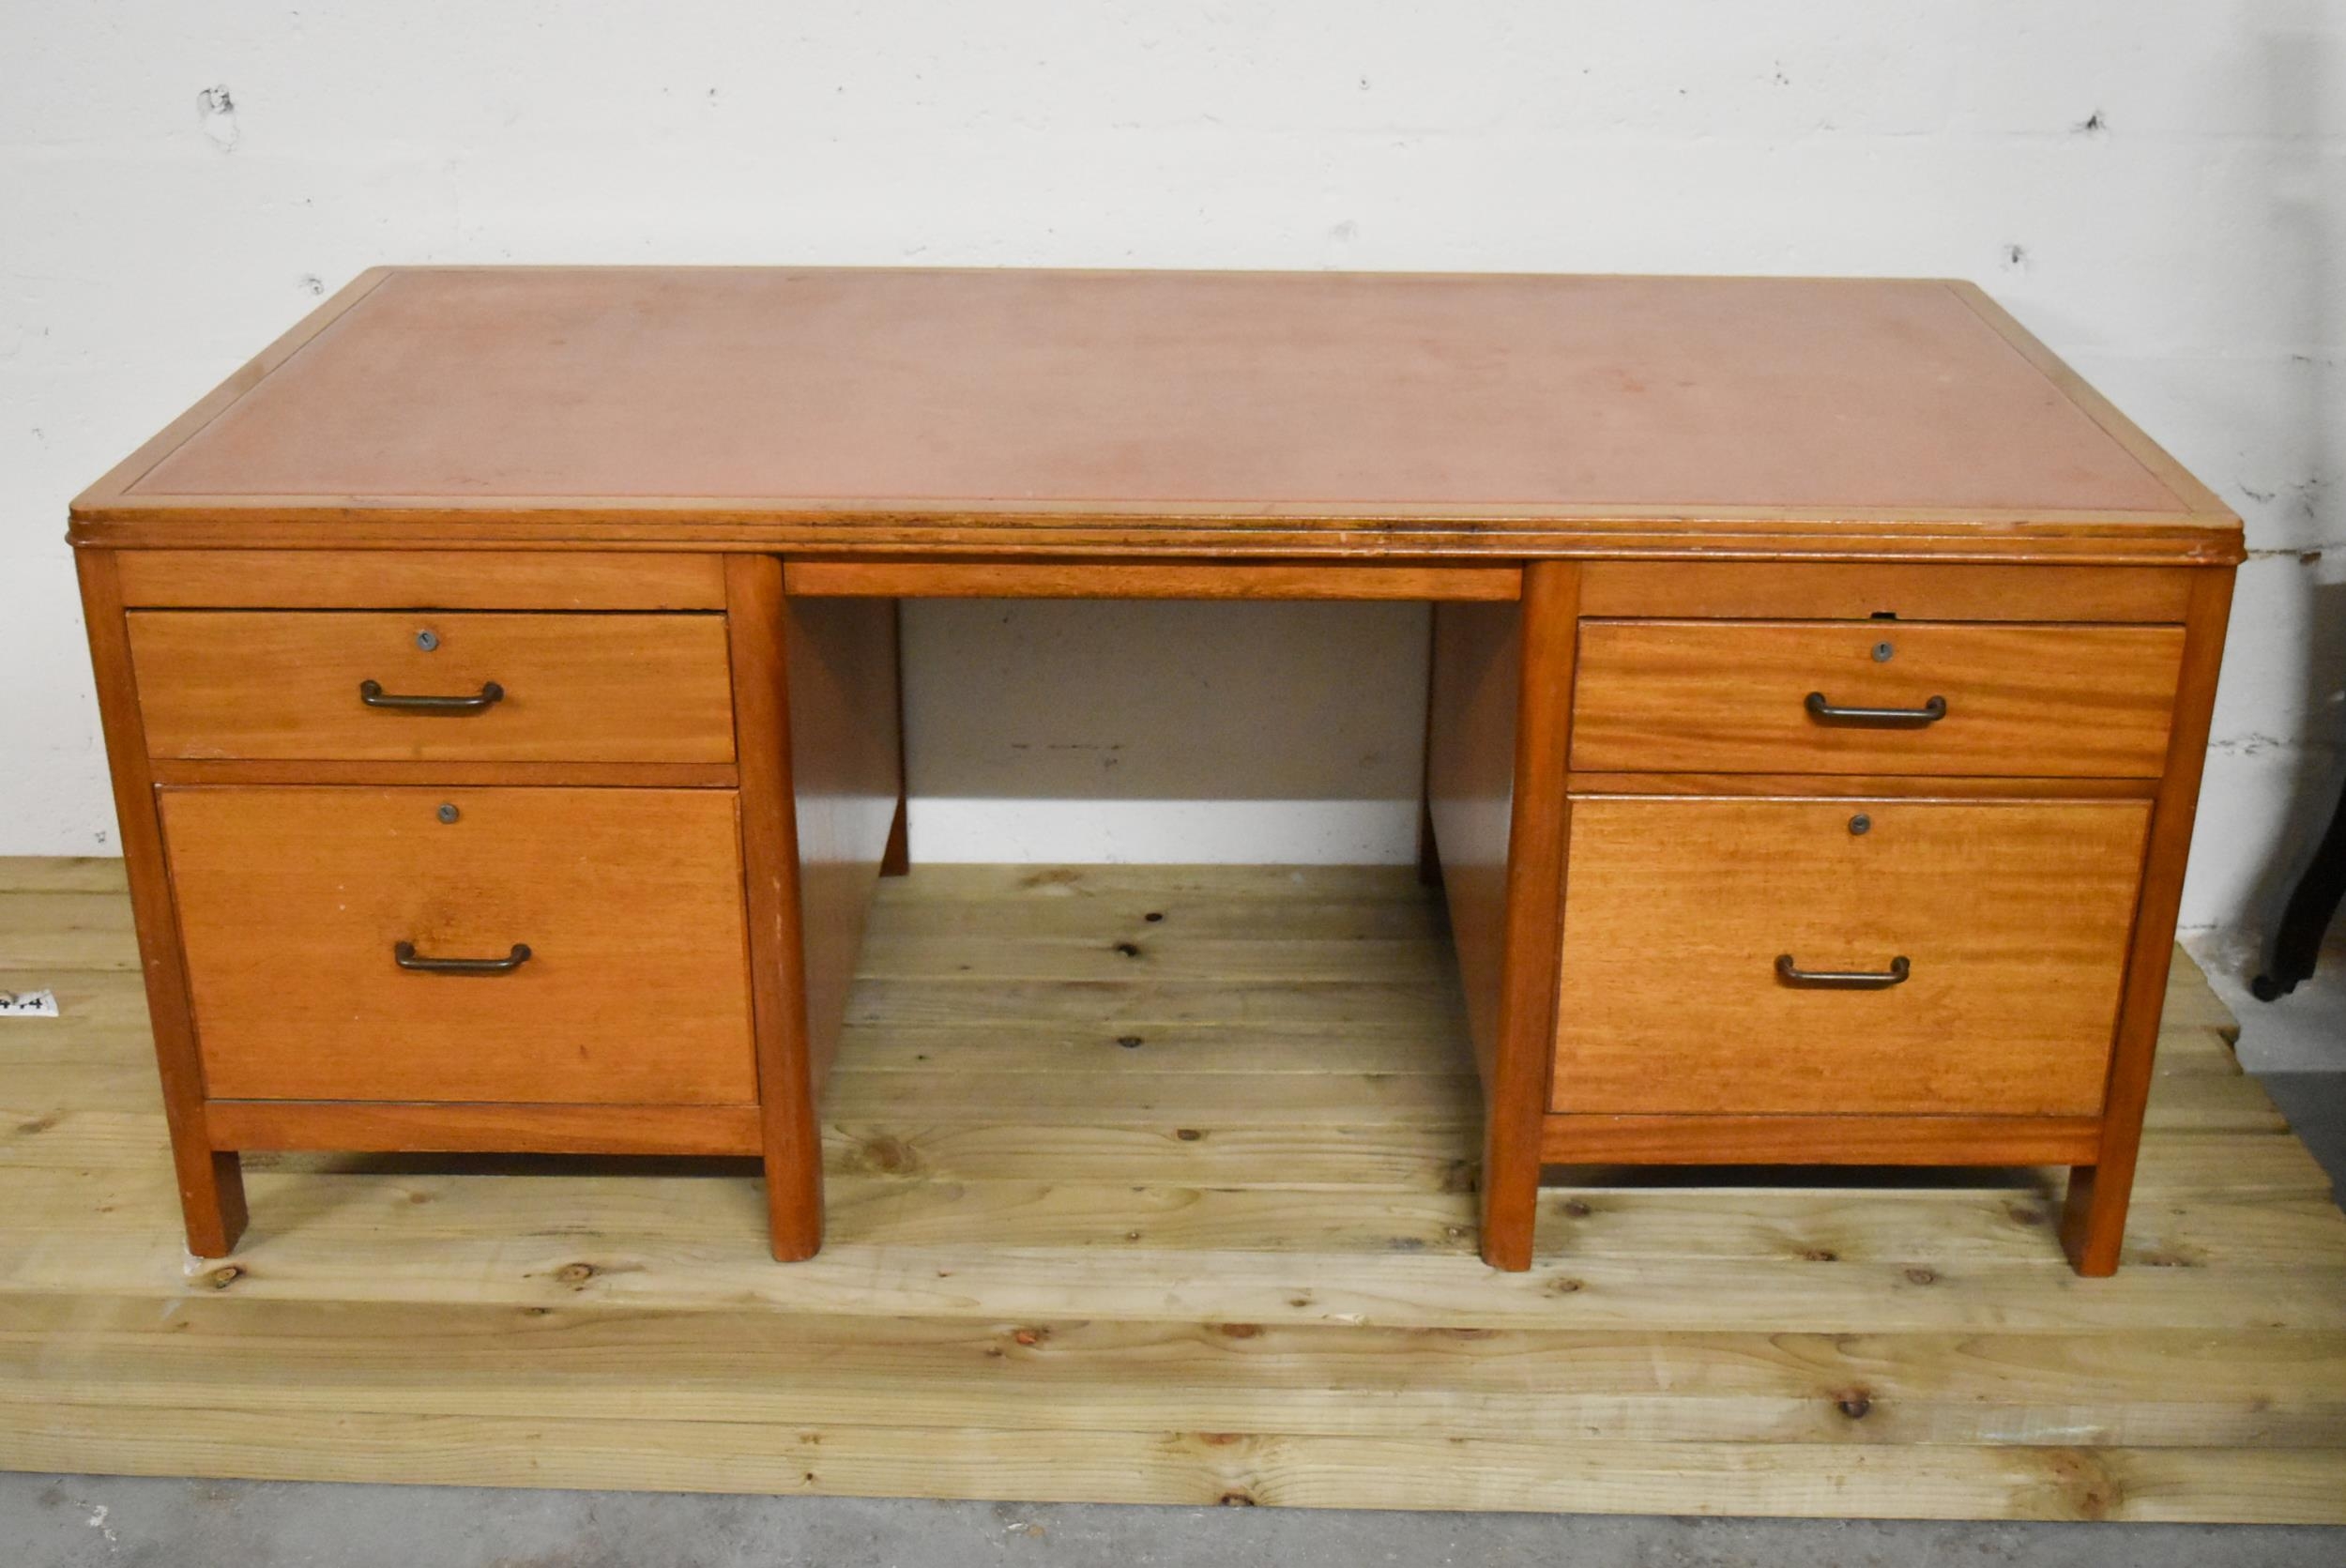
[69,268,2240,1276]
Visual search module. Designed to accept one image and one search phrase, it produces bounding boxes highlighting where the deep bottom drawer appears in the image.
[1551,797,2151,1118]
[161,786,758,1104]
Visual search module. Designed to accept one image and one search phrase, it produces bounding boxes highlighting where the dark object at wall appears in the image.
[2253,779,2346,1000]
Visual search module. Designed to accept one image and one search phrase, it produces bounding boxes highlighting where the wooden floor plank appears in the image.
[0,890,138,970]
[854,934,1456,983]
[3,1400,2340,1521]
[843,977,1468,1032]
[2162,947,2241,1043]
[0,858,128,895]
[3,1296,2341,1449]
[823,1068,1482,1123]
[828,1022,1477,1075]
[872,864,1438,904]
[0,971,153,1063]
[871,891,1445,941]
[8,1216,2345,1335]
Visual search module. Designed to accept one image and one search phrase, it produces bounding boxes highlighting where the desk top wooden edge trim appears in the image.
[68,519,2243,567]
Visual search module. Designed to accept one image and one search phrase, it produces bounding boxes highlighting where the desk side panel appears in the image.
[1426,601,1520,1086]
[785,595,905,1090]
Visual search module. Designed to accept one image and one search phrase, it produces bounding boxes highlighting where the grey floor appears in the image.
[8,1072,2341,1566]
[2191,926,2346,1073]
[4,1477,2346,1568]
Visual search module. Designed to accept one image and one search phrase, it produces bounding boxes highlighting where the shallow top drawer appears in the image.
[129,611,735,763]
[1569,620,2185,778]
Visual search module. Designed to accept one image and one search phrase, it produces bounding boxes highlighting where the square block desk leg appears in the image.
[2061,565,2234,1274]
[77,548,249,1256]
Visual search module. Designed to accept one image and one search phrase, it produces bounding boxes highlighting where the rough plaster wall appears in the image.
[1,3,2338,927]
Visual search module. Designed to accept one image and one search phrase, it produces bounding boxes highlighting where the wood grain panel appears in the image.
[148,759,739,788]
[205,1100,760,1156]
[1570,620,2184,777]
[1551,799,2152,1117]
[1541,1114,2102,1165]
[1424,600,1519,1084]
[784,558,1519,601]
[1577,561,2193,622]
[115,550,728,610]
[160,787,756,1104]
[1566,772,2156,799]
[785,594,905,1090]
[130,611,735,764]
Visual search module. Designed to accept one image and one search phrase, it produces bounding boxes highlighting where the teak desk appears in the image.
[70,268,2241,1275]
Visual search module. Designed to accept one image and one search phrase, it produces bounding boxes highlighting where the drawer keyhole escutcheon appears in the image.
[1872,640,1894,662]
[436,802,460,825]
[415,629,439,651]
[1849,813,1871,835]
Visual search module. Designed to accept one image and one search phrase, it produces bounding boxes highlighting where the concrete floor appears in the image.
[3,1474,2345,1568]
[2187,927,2346,1073]
[8,1071,2341,1565]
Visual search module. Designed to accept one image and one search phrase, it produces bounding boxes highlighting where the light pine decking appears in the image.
[1,859,2340,1520]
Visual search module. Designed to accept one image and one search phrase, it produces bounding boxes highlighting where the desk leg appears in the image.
[2061,566,2233,1274]
[729,556,825,1260]
[1427,563,1577,1271]
[882,601,911,876]
[79,549,249,1257]
[733,559,908,1261]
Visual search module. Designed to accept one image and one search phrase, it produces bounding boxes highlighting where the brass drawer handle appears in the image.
[1775,953,1911,989]
[1805,692,1946,726]
[359,678,505,714]
[394,940,532,975]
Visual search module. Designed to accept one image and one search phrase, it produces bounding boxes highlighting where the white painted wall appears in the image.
[3,3,2339,935]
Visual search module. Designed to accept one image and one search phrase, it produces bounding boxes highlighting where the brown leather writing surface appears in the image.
[125,269,2194,518]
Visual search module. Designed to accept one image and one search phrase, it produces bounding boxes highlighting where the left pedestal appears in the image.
[75,548,903,1260]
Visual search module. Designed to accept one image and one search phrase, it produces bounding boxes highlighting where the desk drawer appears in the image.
[161,786,758,1104]
[129,611,735,763]
[1570,620,2184,777]
[1551,797,2150,1117]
